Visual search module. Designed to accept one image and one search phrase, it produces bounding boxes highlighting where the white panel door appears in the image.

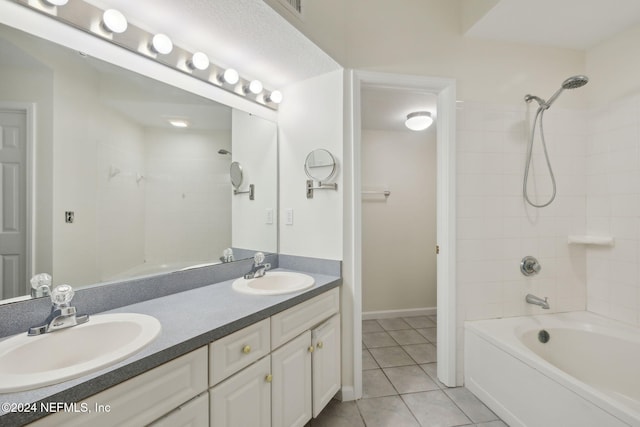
[271,331,312,427]
[312,314,341,417]
[0,109,27,299]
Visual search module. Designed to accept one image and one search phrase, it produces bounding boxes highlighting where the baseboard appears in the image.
[362,307,436,320]
[337,385,356,402]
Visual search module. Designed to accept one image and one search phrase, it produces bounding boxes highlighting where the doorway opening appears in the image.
[346,71,457,397]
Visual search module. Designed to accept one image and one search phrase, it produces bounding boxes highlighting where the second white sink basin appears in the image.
[0,313,161,393]
[232,271,315,295]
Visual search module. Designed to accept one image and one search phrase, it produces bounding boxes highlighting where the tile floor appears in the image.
[308,316,508,427]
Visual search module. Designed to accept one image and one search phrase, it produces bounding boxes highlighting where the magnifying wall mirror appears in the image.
[304,149,337,182]
[230,161,244,190]
[305,149,338,199]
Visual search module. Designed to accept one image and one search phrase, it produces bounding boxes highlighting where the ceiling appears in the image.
[84,0,340,89]
[464,0,640,50]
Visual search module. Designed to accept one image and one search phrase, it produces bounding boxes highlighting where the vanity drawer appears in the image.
[209,318,270,386]
[31,347,208,427]
[271,288,339,350]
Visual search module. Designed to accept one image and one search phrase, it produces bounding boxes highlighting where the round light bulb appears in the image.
[248,80,263,95]
[102,9,128,34]
[405,111,433,131]
[151,34,173,55]
[222,68,239,85]
[267,90,283,104]
[43,0,69,6]
[188,52,210,71]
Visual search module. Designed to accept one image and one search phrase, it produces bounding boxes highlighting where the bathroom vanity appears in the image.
[0,264,341,427]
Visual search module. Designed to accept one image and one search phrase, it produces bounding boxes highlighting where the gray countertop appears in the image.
[0,267,341,426]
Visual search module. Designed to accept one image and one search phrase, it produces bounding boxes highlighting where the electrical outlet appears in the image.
[285,208,294,225]
[265,208,274,224]
[65,211,74,223]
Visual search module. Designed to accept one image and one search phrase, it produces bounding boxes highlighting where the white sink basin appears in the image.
[0,313,161,393]
[232,271,315,295]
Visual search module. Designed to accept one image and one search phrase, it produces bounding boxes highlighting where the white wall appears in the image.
[361,129,437,312]
[144,128,231,266]
[584,24,640,326]
[231,110,278,254]
[278,70,344,259]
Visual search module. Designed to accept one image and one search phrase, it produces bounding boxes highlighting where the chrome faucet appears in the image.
[526,294,550,309]
[28,285,89,336]
[244,252,271,279]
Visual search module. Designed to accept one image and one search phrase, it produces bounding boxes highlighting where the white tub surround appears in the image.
[465,312,640,427]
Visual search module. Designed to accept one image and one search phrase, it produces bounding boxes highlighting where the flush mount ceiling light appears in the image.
[187,52,209,71]
[405,111,433,131]
[42,0,69,6]
[265,90,283,104]
[220,68,239,85]
[244,80,263,95]
[150,33,173,55]
[168,119,190,128]
[102,9,128,34]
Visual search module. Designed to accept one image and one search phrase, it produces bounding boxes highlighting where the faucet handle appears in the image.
[30,273,52,298]
[254,252,265,265]
[51,284,75,307]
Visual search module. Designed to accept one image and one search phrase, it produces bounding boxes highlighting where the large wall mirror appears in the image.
[0,22,278,302]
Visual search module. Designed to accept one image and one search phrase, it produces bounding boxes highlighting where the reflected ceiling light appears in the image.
[405,111,433,131]
[168,119,189,128]
[219,68,239,85]
[42,0,69,6]
[102,9,128,34]
[187,52,210,71]
[244,80,263,95]
[150,33,173,55]
[266,90,283,104]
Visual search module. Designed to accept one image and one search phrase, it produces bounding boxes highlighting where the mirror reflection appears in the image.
[0,23,277,301]
[305,149,337,182]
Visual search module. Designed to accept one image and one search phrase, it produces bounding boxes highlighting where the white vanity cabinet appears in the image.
[210,287,340,427]
[26,287,340,427]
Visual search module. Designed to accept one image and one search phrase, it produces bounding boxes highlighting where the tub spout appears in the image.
[526,294,549,309]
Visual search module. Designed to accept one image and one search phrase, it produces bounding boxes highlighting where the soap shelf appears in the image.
[567,235,614,246]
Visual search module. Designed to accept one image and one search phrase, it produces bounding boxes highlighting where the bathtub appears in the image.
[465,312,640,427]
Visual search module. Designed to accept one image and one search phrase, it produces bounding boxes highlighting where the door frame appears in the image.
[0,102,36,294]
[345,70,457,393]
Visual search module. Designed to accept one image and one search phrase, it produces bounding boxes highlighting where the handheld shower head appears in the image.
[218,149,232,156]
[545,75,589,108]
[561,75,589,90]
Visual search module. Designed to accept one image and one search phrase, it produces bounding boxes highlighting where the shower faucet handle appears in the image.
[520,256,541,276]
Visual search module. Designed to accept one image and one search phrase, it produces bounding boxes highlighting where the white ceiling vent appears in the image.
[276,0,304,20]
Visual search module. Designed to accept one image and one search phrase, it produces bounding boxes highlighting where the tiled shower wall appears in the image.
[456,102,588,381]
[586,93,640,325]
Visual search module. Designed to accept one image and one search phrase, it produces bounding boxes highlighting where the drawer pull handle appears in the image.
[317,341,324,349]
[265,374,273,383]
[308,345,314,353]
[242,345,251,354]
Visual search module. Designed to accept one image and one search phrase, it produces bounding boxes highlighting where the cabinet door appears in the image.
[271,331,312,427]
[210,356,271,427]
[312,314,341,418]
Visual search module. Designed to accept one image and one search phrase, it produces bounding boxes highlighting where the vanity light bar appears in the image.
[17,0,282,109]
